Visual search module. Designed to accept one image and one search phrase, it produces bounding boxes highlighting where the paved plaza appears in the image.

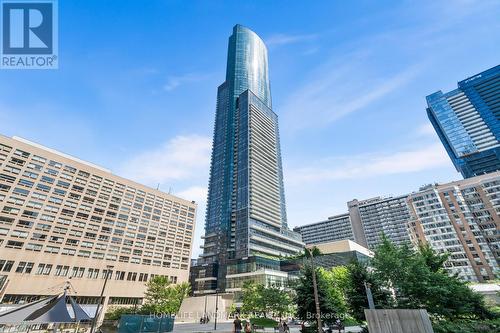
[171,321,363,333]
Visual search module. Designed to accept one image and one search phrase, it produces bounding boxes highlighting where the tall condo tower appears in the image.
[426,65,500,178]
[190,25,304,296]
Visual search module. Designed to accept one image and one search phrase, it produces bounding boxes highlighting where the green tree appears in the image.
[283,246,322,260]
[345,260,393,321]
[228,303,237,317]
[294,264,339,325]
[263,285,293,318]
[319,266,350,317]
[171,282,191,314]
[241,282,266,316]
[241,282,293,318]
[372,237,493,320]
[142,276,190,315]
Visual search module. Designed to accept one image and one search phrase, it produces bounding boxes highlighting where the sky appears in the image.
[1,0,499,258]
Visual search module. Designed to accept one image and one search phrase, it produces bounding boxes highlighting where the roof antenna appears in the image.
[156,183,160,190]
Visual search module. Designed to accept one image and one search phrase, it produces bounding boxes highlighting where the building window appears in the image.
[0,260,15,272]
[25,243,42,252]
[114,271,125,280]
[71,267,85,278]
[6,240,23,249]
[126,272,137,281]
[87,268,99,279]
[36,264,52,275]
[55,265,66,276]
[101,269,112,279]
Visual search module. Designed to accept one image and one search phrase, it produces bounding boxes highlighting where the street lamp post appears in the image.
[203,295,207,323]
[90,265,114,333]
[306,248,322,333]
[364,282,375,310]
[214,289,220,331]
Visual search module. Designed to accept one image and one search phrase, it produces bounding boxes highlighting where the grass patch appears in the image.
[249,317,278,328]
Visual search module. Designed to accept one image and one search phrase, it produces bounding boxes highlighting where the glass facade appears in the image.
[426,65,500,178]
[191,25,303,295]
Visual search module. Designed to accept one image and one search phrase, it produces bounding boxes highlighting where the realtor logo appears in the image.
[1,0,58,69]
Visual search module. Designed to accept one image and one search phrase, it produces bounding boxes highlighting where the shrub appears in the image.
[432,318,500,333]
[104,306,136,320]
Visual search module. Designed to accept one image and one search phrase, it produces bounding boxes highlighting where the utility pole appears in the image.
[306,248,322,333]
[90,265,114,333]
[214,289,219,331]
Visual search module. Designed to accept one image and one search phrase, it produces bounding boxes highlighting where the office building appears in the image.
[426,65,500,178]
[0,135,196,315]
[407,172,500,282]
[293,213,354,245]
[190,25,304,296]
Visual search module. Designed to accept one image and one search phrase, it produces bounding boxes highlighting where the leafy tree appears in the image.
[142,276,190,315]
[319,266,350,317]
[263,285,294,318]
[241,282,293,318]
[228,303,237,316]
[372,237,493,320]
[294,264,339,325]
[345,260,393,321]
[283,246,322,260]
[171,282,191,313]
[241,282,266,316]
[419,243,448,273]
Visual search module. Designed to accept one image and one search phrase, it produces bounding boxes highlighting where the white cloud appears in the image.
[265,33,318,46]
[281,60,425,131]
[163,73,210,91]
[120,135,212,186]
[176,186,207,206]
[415,123,437,137]
[120,136,211,260]
[286,143,450,185]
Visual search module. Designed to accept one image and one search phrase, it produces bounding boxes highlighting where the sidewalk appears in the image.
[172,322,363,333]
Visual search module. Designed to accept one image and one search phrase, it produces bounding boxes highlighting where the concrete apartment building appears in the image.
[348,196,413,250]
[296,197,412,250]
[293,213,354,245]
[0,135,196,315]
[295,173,500,282]
[407,172,500,282]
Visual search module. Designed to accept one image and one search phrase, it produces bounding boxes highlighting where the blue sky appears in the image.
[1,0,499,257]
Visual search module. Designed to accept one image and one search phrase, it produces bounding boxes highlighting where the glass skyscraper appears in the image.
[190,25,304,296]
[426,65,500,178]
